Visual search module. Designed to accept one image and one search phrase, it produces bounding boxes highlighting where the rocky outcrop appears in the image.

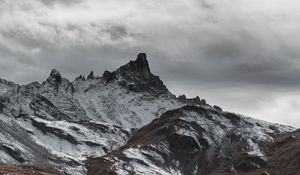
[118,53,151,80]
[102,70,116,82]
[0,78,19,95]
[75,75,86,81]
[213,105,223,111]
[48,69,62,84]
[115,53,169,95]
[87,71,95,80]
[43,69,64,93]
[178,94,207,105]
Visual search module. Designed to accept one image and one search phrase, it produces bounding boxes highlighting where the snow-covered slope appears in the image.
[0,113,132,174]
[86,105,295,175]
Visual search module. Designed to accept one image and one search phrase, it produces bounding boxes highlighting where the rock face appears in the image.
[116,53,169,94]
[119,53,151,80]
[178,95,206,105]
[49,69,62,84]
[0,78,19,95]
[87,71,95,80]
[102,71,116,82]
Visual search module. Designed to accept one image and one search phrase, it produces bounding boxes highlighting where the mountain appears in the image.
[0,53,298,175]
[86,105,294,175]
[0,53,207,174]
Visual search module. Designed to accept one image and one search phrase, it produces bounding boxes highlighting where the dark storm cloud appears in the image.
[0,0,300,127]
[161,57,300,88]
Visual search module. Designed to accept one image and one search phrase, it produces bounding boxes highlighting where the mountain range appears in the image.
[0,53,298,175]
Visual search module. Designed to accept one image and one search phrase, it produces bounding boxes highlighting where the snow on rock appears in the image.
[121,147,181,175]
[72,79,182,128]
[0,113,132,174]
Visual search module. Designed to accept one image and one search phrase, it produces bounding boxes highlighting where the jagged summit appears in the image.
[75,75,86,81]
[136,53,147,61]
[39,54,169,95]
[115,53,169,94]
[102,70,115,82]
[119,53,151,79]
[50,69,60,77]
[0,77,19,95]
[87,71,94,80]
[98,53,169,94]
[0,78,17,86]
[101,53,151,82]
[177,94,207,105]
[48,69,62,83]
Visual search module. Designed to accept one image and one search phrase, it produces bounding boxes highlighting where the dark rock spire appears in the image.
[119,53,151,80]
[114,53,169,95]
[177,95,206,106]
[75,75,86,81]
[49,69,62,84]
[103,71,116,82]
[45,69,64,93]
[87,71,94,80]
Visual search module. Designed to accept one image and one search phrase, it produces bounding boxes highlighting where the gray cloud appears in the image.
[40,0,82,7]
[0,0,300,127]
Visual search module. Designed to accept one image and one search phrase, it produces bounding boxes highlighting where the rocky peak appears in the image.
[134,53,150,76]
[75,75,86,81]
[115,53,169,94]
[87,71,94,80]
[102,71,116,83]
[0,78,19,95]
[119,53,151,80]
[22,82,41,93]
[48,69,62,84]
[43,69,66,94]
[0,78,18,87]
[177,95,206,105]
[178,95,187,101]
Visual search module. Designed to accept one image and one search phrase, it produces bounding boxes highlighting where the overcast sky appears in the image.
[1,0,300,127]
